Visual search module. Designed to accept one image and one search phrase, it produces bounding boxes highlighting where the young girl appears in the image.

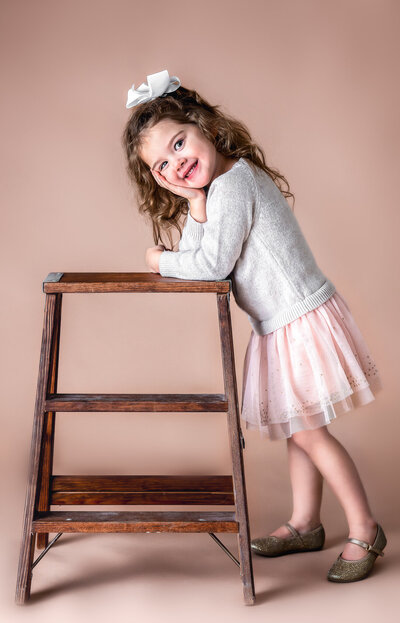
[122,70,386,583]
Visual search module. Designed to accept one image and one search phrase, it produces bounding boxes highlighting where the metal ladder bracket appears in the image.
[31,532,63,569]
[208,532,240,568]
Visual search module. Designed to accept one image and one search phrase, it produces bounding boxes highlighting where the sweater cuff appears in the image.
[159,250,180,277]
[185,210,204,241]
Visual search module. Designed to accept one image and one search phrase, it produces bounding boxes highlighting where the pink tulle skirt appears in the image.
[240,291,383,441]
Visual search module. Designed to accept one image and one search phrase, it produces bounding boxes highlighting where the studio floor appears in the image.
[3,517,399,623]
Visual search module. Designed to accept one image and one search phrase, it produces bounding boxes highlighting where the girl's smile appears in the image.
[139,119,235,189]
[184,160,198,180]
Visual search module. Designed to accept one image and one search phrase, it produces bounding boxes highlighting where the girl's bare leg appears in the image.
[269,436,324,538]
[291,426,378,560]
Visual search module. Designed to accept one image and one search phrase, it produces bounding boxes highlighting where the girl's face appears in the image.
[139,119,223,189]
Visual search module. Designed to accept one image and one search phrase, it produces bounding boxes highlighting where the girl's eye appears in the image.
[159,138,184,171]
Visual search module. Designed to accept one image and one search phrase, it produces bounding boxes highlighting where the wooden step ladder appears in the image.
[15,272,255,605]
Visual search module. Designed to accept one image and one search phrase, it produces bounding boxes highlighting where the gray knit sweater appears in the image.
[158,157,336,335]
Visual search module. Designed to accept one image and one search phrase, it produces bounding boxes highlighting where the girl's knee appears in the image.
[291,426,330,450]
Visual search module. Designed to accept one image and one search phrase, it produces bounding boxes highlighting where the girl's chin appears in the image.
[186,177,205,189]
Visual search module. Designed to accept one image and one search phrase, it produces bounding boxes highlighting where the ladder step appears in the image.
[50,475,235,505]
[43,272,231,294]
[33,511,239,533]
[45,394,228,412]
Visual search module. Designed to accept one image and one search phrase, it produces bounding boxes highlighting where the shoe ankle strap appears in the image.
[285,522,301,539]
[346,537,385,557]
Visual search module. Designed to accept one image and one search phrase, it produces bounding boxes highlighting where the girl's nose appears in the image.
[176,158,186,173]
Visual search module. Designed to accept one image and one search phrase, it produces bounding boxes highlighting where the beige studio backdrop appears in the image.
[1,1,399,622]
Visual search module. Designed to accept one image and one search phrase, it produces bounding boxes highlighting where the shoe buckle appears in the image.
[366,543,384,557]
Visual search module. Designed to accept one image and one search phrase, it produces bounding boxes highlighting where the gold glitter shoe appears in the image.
[251,522,325,557]
[327,523,387,582]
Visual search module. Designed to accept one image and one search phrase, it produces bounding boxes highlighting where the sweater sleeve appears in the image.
[177,209,204,252]
[159,168,255,281]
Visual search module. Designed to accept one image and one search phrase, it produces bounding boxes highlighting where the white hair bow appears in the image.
[126,70,181,109]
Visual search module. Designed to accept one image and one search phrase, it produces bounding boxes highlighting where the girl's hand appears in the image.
[151,169,206,203]
[145,244,165,273]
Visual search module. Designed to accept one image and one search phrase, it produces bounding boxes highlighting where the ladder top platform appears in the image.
[43,272,232,294]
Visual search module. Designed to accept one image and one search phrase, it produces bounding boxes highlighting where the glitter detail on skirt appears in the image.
[240,291,383,441]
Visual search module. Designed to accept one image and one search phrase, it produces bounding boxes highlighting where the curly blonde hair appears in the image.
[122,84,295,251]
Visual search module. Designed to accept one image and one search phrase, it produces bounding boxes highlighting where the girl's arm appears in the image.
[145,198,207,273]
[158,168,255,281]
[145,170,207,270]
[187,196,207,223]
[178,197,207,253]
